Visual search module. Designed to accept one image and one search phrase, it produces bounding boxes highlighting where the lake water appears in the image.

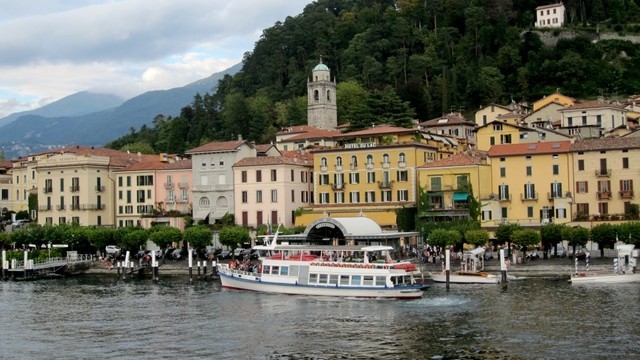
[1,275,639,359]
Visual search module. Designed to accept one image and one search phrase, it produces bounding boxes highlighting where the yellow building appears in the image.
[295,125,459,228]
[475,121,572,152]
[532,92,575,112]
[416,151,492,222]
[483,141,573,228]
[474,104,512,127]
[8,153,48,215]
[35,147,134,227]
[571,137,640,222]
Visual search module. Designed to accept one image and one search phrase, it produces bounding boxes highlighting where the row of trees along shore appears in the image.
[107,0,640,154]
[423,221,640,260]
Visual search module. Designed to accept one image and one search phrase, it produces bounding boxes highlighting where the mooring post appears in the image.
[123,251,130,279]
[211,260,217,277]
[445,249,451,291]
[500,249,507,286]
[203,260,207,276]
[188,249,193,282]
[23,250,28,279]
[117,261,121,276]
[2,250,6,280]
[197,261,201,277]
[151,250,159,282]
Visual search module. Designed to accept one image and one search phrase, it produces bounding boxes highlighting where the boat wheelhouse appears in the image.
[570,243,640,284]
[430,247,501,284]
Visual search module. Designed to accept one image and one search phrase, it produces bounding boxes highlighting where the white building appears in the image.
[535,3,565,28]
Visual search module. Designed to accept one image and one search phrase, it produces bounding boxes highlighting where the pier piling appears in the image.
[203,260,207,276]
[445,249,451,291]
[500,249,507,286]
[152,250,159,282]
[2,250,6,280]
[197,261,201,277]
[188,250,193,282]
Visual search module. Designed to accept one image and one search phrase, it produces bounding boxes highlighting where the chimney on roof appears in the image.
[238,134,243,141]
[137,152,141,162]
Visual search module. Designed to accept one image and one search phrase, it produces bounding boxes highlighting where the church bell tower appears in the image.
[307,58,337,129]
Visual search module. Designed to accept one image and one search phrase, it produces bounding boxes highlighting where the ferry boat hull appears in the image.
[219,270,424,299]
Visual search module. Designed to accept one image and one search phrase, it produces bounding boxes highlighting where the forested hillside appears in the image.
[107,0,640,154]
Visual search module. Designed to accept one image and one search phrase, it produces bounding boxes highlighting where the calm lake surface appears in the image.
[1,275,639,359]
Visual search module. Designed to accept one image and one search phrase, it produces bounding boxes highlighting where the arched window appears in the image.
[314,90,319,101]
[199,197,210,207]
[350,156,358,167]
[398,153,406,163]
[366,155,373,165]
[321,157,327,166]
[382,154,390,164]
[336,156,343,166]
[216,196,228,209]
[327,90,331,101]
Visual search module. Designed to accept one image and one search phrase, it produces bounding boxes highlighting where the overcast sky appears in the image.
[0,0,309,118]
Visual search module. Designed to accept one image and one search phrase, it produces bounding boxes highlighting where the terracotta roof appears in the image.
[487,141,571,157]
[571,137,640,151]
[560,101,627,112]
[0,161,13,169]
[276,125,316,135]
[114,158,192,172]
[233,156,312,167]
[280,150,314,161]
[536,3,565,10]
[186,140,247,154]
[285,127,341,141]
[417,151,487,169]
[340,125,414,137]
[255,144,277,154]
[496,111,525,120]
[480,103,511,112]
[419,113,475,127]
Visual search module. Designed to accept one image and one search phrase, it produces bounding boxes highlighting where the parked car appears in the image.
[11,219,29,229]
[105,245,121,255]
[217,250,232,260]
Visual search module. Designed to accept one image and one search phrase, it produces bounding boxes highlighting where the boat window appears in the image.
[319,274,328,284]
[309,273,318,284]
[280,266,289,276]
[263,265,270,274]
[329,274,338,285]
[363,276,374,286]
[375,276,386,286]
[272,266,280,275]
[340,275,349,286]
[351,275,361,285]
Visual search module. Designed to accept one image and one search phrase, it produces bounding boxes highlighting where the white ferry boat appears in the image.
[217,241,426,299]
[430,247,501,284]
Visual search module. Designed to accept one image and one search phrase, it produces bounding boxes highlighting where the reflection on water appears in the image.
[1,276,639,359]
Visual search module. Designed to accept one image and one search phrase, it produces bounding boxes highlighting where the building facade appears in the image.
[535,3,566,28]
[187,140,256,224]
[233,155,313,228]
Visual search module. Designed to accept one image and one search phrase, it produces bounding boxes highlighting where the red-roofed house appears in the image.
[113,155,192,229]
[275,125,341,151]
[418,113,477,145]
[416,151,491,222]
[559,101,628,136]
[233,155,313,228]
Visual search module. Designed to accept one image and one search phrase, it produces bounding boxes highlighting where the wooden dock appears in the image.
[2,252,93,280]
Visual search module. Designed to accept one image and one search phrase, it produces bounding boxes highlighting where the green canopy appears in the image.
[427,192,443,197]
[452,192,469,201]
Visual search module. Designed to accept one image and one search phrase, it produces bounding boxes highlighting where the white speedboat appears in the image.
[430,271,500,284]
[570,243,640,284]
[217,240,425,299]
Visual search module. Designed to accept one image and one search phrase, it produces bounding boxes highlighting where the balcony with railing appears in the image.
[43,187,53,194]
[178,182,189,189]
[381,161,390,169]
[349,164,357,171]
[38,205,52,211]
[331,183,345,191]
[596,191,612,200]
[81,204,106,211]
[70,185,80,192]
[619,190,634,199]
[498,194,512,202]
[595,169,611,177]
[521,192,538,201]
[176,197,189,204]
[95,185,105,192]
[335,165,343,172]
[398,161,407,168]
[164,182,174,190]
[547,192,564,200]
[70,204,81,210]
[165,197,176,204]
[366,162,374,170]
[378,180,393,189]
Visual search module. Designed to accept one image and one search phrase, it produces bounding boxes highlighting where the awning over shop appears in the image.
[452,192,469,201]
[427,192,443,197]
[193,210,210,220]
